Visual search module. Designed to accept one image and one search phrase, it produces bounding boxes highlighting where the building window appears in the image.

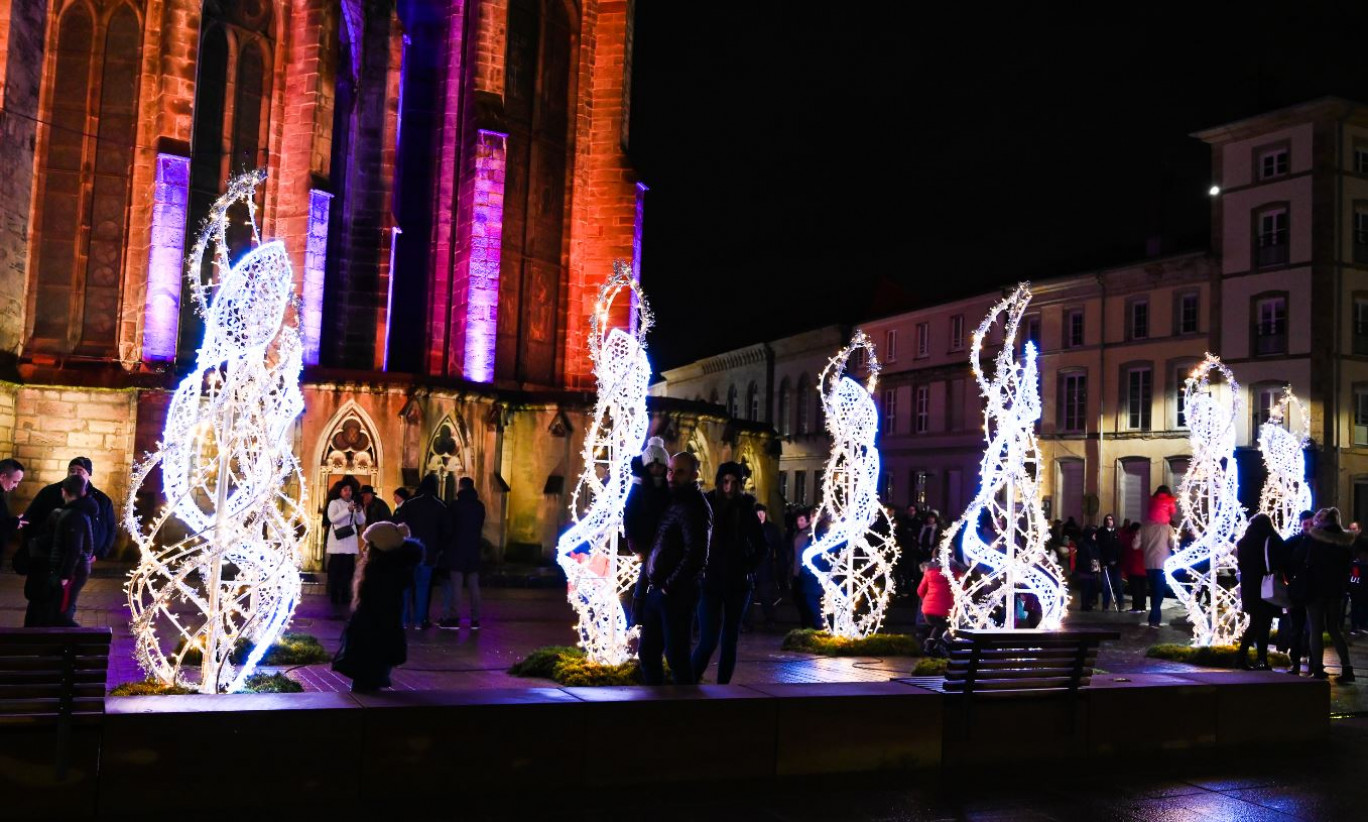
[794,471,807,505]
[916,322,930,358]
[883,387,898,433]
[1355,208,1368,264]
[727,385,739,418]
[1129,299,1150,340]
[1356,298,1368,357]
[915,385,930,433]
[1356,386,1368,447]
[747,382,760,421]
[1357,144,1368,175]
[948,377,965,431]
[1173,361,1197,429]
[1022,314,1041,355]
[1177,292,1200,335]
[1064,309,1084,348]
[796,375,810,434]
[1126,366,1153,431]
[950,315,965,351]
[778,471,788,500]
[1253,295,1288,356]
[1256,207,1289,268]
[913,471,929,506]
[1258,147,1289,180]
[885,329,898,362]
[1251,383,1282,438]
[1060,372,1087,433]
[879,471,892,500]
[778,380,792,436]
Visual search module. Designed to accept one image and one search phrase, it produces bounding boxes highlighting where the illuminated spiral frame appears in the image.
[800,331,900,639]
[554,262,653,665]
[1164,354,1248,647]
[125,170,309,693]
[1258,386,1313,540]
[939,283,1068,632]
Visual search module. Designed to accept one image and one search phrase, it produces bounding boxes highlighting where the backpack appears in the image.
[12,515,57,576]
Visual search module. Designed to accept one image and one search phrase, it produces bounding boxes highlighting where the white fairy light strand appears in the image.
[1164,354,1248,647]
[1258,387,1313,540]
[939,283,1068,631]
[125,170,309,694]
[800,331,900,639]
[554,262,653,665]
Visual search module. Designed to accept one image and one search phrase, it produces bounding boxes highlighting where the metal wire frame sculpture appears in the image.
[125,170,310,693]
[939,283,1068,631]
[800,331,901,639]
[1164,355,1249,647]
[1258,386,1313,540]
[554,263,653,664]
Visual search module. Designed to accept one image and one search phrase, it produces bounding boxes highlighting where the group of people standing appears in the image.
[1,456,116,627]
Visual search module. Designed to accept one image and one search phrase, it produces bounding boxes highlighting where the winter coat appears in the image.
[1120,524,1145,577]
[623,469,671,557]
[334,539,422,681]
[443,488,485,572]
[644,483,712,593]
[49,496,96,581]
[700,490,765,592]
[392,493,446,566]
[791,529,813,577]
[23,482,116,559]
[917,567,953,618]
[1096,526,1122,567]
[325,498,365,555]
[363,498,393,526]
[1074,531,1101,577]
[1236,517,1286,610]
[758,520,784,582]
[1147,492,1178,526]
[1135,522,1174,570]
[1302,525,1356,601]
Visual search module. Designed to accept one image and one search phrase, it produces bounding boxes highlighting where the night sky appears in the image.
[628,4,1368,371]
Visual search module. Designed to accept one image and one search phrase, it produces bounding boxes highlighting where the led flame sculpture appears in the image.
[554,263,653,665]
[1258,387,1313,540]
[801,331,900,638]
[939,283,1068,631]
[126,170,310,693]
[1164,355,1248,647]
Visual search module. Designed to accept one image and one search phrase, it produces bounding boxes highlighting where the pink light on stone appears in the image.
[143,153,190,362]
[302,189,332,365]
[630,181,648,336]
[465,130,507,383]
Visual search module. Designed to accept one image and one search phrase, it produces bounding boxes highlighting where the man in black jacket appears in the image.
[692,462,765,683]
[0,458,23,555]
[638,451,712,685]
[24,475,94,627]
[392,474,448,629]
[437,477,486,629]
[22,457,114,624]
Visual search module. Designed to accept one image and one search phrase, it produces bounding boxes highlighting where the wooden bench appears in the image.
[943,629,1119,694]
[0,627,112,805]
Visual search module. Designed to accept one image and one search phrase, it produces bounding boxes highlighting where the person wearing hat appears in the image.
[20,456,117,623]
[1300,507,1357,682]
[359,484,392,526]
[624,436,672,625]
[332,521,423,692]
[691,460,765,684]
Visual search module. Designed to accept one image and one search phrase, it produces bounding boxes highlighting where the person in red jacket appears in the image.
[1148,486,1178,526]
[917,560,954,656]
[1120,521,1147,612]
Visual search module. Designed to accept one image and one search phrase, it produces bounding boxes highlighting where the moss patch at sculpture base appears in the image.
[1146,643,1291,669]
[510,645,646,686]
[178,631,330,667]
[109,680,197,696]
[781,629,922,657]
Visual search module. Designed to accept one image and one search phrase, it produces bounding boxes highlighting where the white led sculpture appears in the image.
[1258,387,1313,540]
[125,170,309,693]
[554,263,652,665]
[1164,355,1248,647]
[939,283,1068,631]
[801,332,900,639]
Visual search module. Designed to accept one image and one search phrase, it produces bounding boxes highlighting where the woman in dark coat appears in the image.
[1236,513,1285,669]
[1074,526,1101,611]
[333,521,422,692]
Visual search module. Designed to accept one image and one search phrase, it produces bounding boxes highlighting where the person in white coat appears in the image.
[326,482,366,607]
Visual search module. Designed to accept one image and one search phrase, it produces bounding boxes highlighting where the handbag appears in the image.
[333,523,356,540]
[1260,536,1290,609]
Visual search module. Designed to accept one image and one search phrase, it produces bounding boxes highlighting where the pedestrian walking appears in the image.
[692,462,765,684]
[437,477,486,629]
[638,452,711,685]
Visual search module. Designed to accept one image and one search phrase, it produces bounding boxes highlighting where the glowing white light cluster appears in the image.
[939,283,1068,631]
[1164,355,1248,647]
[125,170,309,694]
[801,331,900,639]
[555,263,653,665]
[1258,386,1313,540]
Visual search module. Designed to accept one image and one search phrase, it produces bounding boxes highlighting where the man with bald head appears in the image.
[638,451,712,685]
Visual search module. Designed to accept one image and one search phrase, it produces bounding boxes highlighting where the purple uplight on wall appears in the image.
[302,189,332,365]
[630,181,648,336]
[464,129,507,383]
[384,225,401,371]
[143,153,190,361]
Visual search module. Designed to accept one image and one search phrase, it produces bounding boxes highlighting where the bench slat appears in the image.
[0,699,107,718]
[0,644,113,658]
[946,667,1094,681]
[0,656,110,672]
[0,670,107,685]
[0,713,106,727]
[0,683,107,700]
[947,647,1100,660]
[944,676,1091,692]
[947,656,1096,672]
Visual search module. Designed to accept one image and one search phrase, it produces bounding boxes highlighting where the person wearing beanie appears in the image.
[332,521,423,692]
[692,460,765,684]
[20,456,117,623]
[623,436,673,625]
[1300,507,1356,682]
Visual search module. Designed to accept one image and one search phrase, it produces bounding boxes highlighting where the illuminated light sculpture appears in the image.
[1164,355,1249,647]
[800,331,900,639]
[125,170,310,693]
[1258,386,1313,539]
[554,263,653,665]
[939,283,1068,631]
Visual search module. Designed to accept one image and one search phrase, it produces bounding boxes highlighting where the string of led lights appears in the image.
[554,263,653,665]
[800,331,900,639]
[124,170,309,694]
[938,283,1068,632]
[1258,386,1313,540]
[1164,354,1248,647]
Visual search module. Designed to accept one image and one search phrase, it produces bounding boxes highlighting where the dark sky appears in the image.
[628,4,1368,371]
